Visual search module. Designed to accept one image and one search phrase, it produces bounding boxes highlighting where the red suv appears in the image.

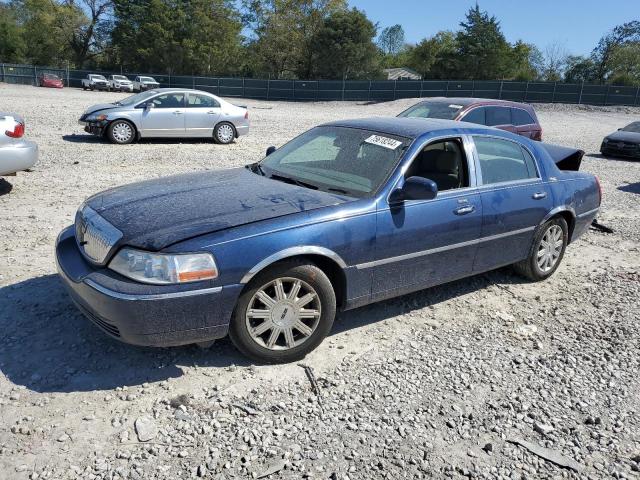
[398,98,542,141]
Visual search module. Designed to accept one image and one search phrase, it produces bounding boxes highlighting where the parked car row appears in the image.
[80,74,160,92]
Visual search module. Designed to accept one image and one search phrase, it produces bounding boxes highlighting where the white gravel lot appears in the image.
[0,83,639,479]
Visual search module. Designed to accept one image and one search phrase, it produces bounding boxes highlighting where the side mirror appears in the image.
[266,146,276,156]
[390,176,438,203]
[145,102,155,110]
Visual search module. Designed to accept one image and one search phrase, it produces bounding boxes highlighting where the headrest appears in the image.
[420,150,458,174]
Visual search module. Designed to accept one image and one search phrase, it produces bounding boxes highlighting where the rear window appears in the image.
[512,108,535,126]
[399,102,464,120]
[485,107,512,126]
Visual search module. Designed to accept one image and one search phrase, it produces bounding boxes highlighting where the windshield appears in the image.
[622,122,640,133]
[116,90,157,107]
[91,75,106,80]
[140,76,156,82]
[113,75,128,80]
[398,101,465,120]
[44,74,59,80]
[257,126,409,198]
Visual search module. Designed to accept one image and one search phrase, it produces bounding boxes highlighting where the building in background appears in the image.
[383,67,422,80]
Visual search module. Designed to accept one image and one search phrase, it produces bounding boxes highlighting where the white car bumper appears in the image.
[0,139,38,176]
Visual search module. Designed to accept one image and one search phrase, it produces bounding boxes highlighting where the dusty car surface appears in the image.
[398,98,543,140]
[133,76,160,92]
[0,112,38,176]
[600,121,640,159]
[108,75,133,92]
[56,118,600,363]
[78,88,249,144]
[37,73,64,88]
[81,74,109,91]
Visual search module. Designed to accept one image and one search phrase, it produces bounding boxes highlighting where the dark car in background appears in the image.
[38,73,64,89]
[600,121,640,159]
[398,98,543,141]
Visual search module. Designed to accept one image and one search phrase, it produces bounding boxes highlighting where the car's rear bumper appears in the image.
[0,139,38,175]
[236,124,250,137]
[55,226,242,347]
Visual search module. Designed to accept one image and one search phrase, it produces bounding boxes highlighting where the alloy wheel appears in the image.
[112,122,133,143]
[245,277,321,350]
[537,224,564,272]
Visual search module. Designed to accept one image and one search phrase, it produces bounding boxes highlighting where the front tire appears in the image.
[106,120,136,145]
[514,217,568,281]
[229,261,336,364]
[213,122,236,144]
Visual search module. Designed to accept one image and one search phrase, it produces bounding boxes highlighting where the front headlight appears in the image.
[109,248,218,285]
[602,138,609,144]
[87,113,108,122]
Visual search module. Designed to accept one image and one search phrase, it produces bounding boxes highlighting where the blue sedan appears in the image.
[55,118,601,363]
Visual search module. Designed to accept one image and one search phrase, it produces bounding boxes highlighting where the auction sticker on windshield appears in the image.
[364,135,403,150]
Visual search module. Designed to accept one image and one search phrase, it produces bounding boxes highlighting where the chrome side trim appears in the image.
[577,207,599,219]
[84,279,222,301]
[540,206,576,224]
[240,246,348,284]
[355,226,536,270]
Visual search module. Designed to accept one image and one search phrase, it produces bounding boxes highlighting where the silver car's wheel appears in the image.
[214,122,235,144]
[537,224,563,272]
[229,261,336,363]
[107,120,135,144]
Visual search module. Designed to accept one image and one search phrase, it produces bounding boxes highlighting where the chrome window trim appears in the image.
[84,279,222,301]
[355,226,535,270]
[385,134,478,206]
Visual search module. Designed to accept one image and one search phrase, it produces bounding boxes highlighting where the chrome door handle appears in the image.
[454,205,475,215]
[173,111,184,115]
[532,192,547,199]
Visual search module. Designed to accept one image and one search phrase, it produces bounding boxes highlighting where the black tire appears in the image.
[229,261,337,364]
[106,120,136,145]
[513,217,568,281]
[213,122,236,144]
[82,86,87,91]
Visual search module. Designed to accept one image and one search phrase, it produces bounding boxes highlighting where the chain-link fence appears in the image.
[2,63,639,106]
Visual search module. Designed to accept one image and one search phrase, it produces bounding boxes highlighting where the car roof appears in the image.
[322,117,496,139]
[413,97,533,109]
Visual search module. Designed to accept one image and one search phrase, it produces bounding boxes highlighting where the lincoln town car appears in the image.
[55,118,601,363]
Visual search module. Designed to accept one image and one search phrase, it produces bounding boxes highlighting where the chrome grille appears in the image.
[75,205,122,265]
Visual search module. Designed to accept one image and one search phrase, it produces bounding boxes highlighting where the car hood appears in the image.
[606,130,640,143]
[85,167,349,251]
[83,103,126,115]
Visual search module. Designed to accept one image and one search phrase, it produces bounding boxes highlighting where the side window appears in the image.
[485,106,512,126]
[151,93,185,108]
[187,94,220,108]
[512,108,535,126]
[474,136,538,185]
[405,139,469,192]
[461,107,485,125]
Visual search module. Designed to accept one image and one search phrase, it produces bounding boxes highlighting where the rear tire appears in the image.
[513,217,568,281]
[106,120,136,145]
[213,122,236,144]
[229,261,336,364]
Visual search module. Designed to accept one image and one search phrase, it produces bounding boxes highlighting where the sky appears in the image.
[349,0,639,56]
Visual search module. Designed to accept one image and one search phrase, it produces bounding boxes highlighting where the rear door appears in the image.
[140,92,186,137]
[511,107,539,139]
[185,93,221,137]
[458,106,486,126]
[471,135,552,272]
[485,106,517,134]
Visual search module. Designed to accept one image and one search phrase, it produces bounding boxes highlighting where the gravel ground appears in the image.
[0,83,639,480]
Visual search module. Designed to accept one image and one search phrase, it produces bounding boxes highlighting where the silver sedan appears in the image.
[78,88,250,145]
[0,112,38,176]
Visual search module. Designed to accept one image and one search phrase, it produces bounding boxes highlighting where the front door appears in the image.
[371,137,483,299]
[185,92,221,137]
[471,135,553,271]
[140,92,186,137]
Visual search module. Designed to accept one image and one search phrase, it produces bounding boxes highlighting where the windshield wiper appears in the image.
[249,162,266,176]
[270,173,318,190]
[327,187,350,195]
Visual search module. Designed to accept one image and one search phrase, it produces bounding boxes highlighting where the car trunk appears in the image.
[540,143,584,171]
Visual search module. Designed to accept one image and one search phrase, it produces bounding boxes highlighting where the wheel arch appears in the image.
[107,117,140,139]
[542,206,576,243]
[215,120,238,138]
[239,247,348,308]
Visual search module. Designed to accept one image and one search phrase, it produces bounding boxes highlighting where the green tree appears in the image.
[68,0,113,68]
[591,21,640,83]
[510,41,541,81]
[455,4,512,79]
[405,31,457,79]
[0,4,26,63]
[564,55,597,83]
[310,7,380,79]
[608,42,640,85]
[378,24,405,56]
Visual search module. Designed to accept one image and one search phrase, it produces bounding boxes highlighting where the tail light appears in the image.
[244,110,249,120]
[5,122,25,138]
[595,176,602,205]
[532,130,542,141]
